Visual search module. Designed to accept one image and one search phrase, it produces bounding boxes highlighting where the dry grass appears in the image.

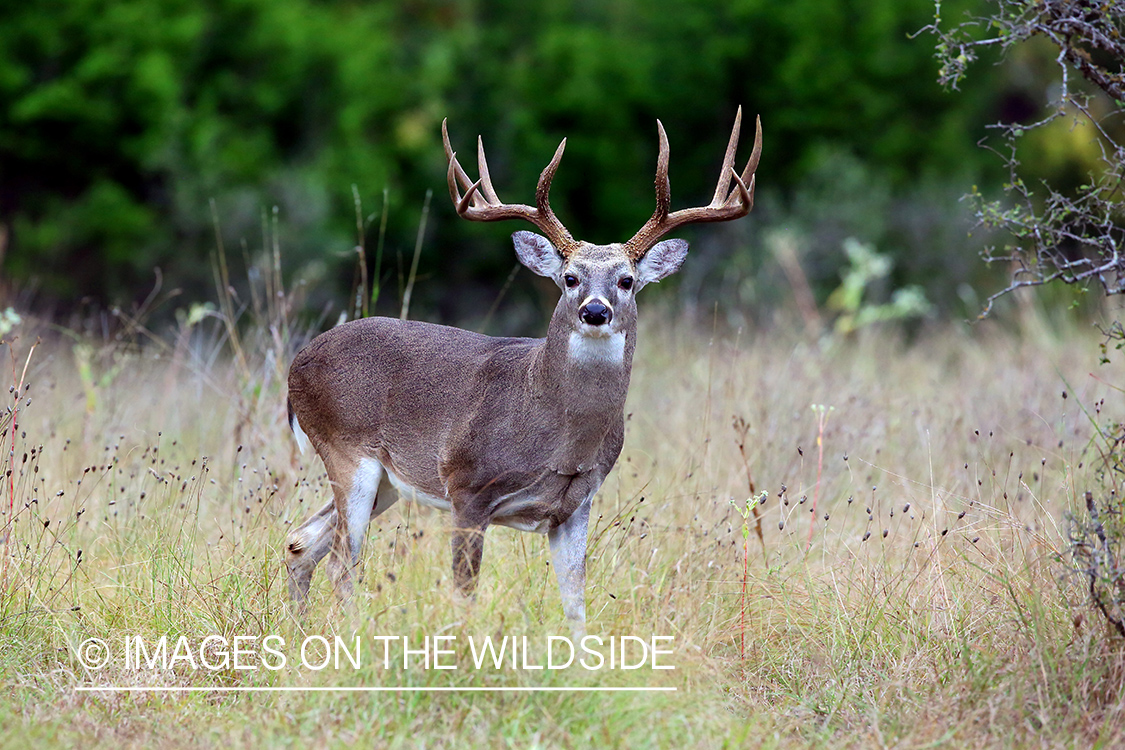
[1,296,1124,748]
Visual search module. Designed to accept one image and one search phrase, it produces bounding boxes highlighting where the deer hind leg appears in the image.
[286,497,337,609]
[325,456,398,600]
[287,455,399,609]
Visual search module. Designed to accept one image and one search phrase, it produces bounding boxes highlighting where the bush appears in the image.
[2,0,1000,324]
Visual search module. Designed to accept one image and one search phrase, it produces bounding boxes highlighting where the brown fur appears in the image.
[285,112,759,628]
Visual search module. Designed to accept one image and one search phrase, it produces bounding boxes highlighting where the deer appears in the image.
[284,109,761,633]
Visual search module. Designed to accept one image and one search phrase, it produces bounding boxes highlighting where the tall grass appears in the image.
[1,281,1123,747]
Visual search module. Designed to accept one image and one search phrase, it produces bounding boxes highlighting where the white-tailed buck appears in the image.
[285,109,761,631]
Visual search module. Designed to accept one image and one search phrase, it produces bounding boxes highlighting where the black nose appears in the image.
[580,300,611,326]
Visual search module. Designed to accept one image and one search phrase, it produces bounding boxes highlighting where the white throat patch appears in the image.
[568,330,626,363]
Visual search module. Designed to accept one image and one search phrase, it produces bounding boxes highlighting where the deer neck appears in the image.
[527,308,635,474]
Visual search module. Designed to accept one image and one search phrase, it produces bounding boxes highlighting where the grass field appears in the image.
[2,297,1124,748]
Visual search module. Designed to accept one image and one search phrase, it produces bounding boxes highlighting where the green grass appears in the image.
[2,301,1124,748]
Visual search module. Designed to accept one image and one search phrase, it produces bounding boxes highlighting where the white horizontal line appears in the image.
[75,685,676,693]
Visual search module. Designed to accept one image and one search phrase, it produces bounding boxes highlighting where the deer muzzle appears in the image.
[579,300,611,327]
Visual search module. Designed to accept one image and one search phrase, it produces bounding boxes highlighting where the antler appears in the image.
[443,119,580,257]
[623,107,761,260]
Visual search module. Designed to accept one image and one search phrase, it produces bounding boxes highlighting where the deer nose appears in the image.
[580,300,611,326]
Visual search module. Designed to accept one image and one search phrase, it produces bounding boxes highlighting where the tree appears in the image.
[926,0,1125,637]
[1,0,999,321]
[923,0,1125,315]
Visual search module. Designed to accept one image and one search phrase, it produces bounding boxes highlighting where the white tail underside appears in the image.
[290,413,310,454]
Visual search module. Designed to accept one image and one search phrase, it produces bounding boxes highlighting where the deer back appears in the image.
[287,315,630,513]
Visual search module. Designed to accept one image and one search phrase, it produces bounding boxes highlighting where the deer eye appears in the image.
[564,274,579,288]
[618,276,634,291]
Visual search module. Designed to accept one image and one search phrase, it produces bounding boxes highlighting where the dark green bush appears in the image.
[1,0,1003,324]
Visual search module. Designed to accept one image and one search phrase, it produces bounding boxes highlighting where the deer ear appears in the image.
[635,239,688,288]
[513,231,565,278]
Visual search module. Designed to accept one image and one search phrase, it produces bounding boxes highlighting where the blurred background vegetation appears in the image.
[0,0,1099,333]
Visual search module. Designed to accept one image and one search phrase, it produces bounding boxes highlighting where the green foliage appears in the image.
[1,0,399,302]
[924,0,1125,314]
[0,308,20,337]
[0,0,998,320]
[826,237,931,334]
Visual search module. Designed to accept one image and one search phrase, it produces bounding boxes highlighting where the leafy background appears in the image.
[0,0,1080,329]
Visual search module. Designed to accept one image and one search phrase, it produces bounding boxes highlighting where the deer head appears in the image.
[442,109,761,358]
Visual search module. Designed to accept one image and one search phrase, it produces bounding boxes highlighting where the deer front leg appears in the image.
[549,496,592,638]
[450,506,490,599]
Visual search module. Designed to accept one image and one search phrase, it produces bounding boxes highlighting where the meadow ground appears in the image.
[2,300,1124,748]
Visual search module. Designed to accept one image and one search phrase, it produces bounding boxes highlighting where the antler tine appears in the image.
[446,159,471,212]
[653,121,671,220]
[530,138,578,253]
[534,139,566,211]
[445,150,482,216]
[476,135,501,205]
[710,106,742,207]
[743,116,763,200]
[442,119,474,194]
[725,115,762,208]
[732,169,754,209]
[443,119,580,256]
[624,110,762,260]
[619,122,673,261]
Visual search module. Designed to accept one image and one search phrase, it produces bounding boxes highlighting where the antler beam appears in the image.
[443,119,579,257]
[624,107,762,260]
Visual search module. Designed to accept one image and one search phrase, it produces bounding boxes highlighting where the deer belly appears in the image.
[489,489,553,534]
[383,466,585,536]
[487,481,595,535]
[384,469,452,512]
[385,473,550,534]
